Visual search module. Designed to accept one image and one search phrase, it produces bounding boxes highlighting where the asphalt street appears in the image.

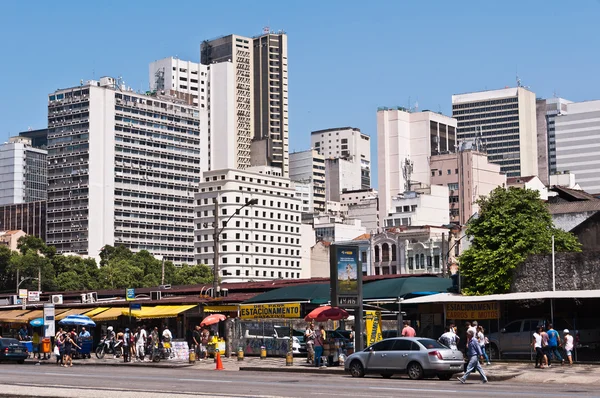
[0,364,599,398]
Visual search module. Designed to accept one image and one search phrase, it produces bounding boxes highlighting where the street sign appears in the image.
[28,291,40,302]
[43,303,55,337]
[126,288,135,301]
[130,303,142,311]
[18,289,28,299]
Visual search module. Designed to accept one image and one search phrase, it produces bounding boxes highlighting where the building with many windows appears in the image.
[311,127,371,189]
[46,77,201,263]
[536,97,572,181]
[289,149,326,213]
[194,166,302,283]
[0,201,46,240]
[452,87,538,178]
[0,137,47,206]
[148,57,209,108]
[383,186,450,228]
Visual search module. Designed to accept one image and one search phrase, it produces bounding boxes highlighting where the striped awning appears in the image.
[91,307,127,322]
[83,307,109,317]
[55,308,91,321]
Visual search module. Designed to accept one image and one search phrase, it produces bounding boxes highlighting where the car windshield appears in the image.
[417,339,445,349]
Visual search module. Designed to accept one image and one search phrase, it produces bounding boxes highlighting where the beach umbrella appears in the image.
[304,306,349,322]
[30,318,44,327]
[58,314,96,327]
[200,314,226,327]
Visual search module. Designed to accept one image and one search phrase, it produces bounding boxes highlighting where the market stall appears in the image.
[305,306,350,366]
[200,314,227,357]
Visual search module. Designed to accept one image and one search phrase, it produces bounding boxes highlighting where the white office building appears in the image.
[452,87,538,178]
[194,166,302,283]
[384,185,450,228]
[148,57,209,109]
[554,100,600,193]
[377,107,457,223]
[46,77,202,263]
[289,149,326,213]
[536,97,572,179]
[311,127,371,189]
[0,137,47,205]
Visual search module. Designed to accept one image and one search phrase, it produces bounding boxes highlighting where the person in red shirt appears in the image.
[401,320,416,337]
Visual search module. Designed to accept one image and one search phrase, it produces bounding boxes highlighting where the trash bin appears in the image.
[42,338,52,354]
[21,341,33,357]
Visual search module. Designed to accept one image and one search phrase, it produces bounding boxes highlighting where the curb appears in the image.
[240,366,521,381]
[22,360,194,369]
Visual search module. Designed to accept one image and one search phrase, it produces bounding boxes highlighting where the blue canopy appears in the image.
[58,314,96,327]
[30,318,43,327]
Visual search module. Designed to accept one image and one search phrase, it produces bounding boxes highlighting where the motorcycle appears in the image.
[95,338,123,359]
[150,341,173,363]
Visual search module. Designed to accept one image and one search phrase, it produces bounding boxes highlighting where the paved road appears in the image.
[0,365,598,398]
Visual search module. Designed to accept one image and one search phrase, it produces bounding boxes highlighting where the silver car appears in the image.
[344,337,464,380]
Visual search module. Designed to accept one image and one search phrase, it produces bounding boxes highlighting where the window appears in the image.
[370,340,395,351]
[391,339,413,351]
[503,321,522,333]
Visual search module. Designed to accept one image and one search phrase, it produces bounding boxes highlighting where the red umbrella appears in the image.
[304,306,349,322]
[200,314,226,327]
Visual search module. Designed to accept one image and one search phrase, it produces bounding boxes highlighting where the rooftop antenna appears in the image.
[516,74,522,87]
[414,97,419,112]
[402,158,413,193]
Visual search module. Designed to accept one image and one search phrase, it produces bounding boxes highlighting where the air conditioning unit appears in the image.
[88,292,98,303]
[10,295,21,305]
[52,295,63,305]
[159,284,171,290]
[81,293,89,304]
[150,291,161,301]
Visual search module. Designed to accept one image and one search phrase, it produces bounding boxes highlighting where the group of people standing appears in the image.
[192,325,211,360]
[304,323,327,368]
[54,327,86,367]
[532,323,574,369]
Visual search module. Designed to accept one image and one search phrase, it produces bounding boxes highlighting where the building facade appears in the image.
[46,77,201,263]
[289,149,326,213]
[377,108,457,222]
[0,137,47,206]
[430,144,506,224]
[0,201,46,240]
[383,186,450,228]
[554,100,600,194]
[252,31,289,176]
[452,87,538,178]
[18,128,48,149]
[194,167,302,283]
[312,215,366,243]
[148,57,209,108]
[324,158,362,202]
[536,97,572,178]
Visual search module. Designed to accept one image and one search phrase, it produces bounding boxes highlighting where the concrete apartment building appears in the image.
[452,87,538,178]
[148,57,209,109]
[313,215,366,243]
[376,107,457,223]
[194,166,302,283]
[536,97,573,179]
[252,31,289,177]
[324,157,362,202]
[341,188,379,232]
[311,127,371,189]
[19,128,48,149]
[383,186,450,228]
[46,77,201,263]
[289,149,326,213]
[430,142,506,224]
[0,201,46,240]
[554,100,600,194]
[0,137,47,206]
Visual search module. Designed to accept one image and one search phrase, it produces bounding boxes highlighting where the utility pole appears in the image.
[38,267,41,292]
[213,198,219,298]
[161,257,165,285]
[441,232,446,277]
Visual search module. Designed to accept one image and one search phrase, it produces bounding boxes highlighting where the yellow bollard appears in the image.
[260,346,267,359]
[286,351,293,366]
[237,347,244,361]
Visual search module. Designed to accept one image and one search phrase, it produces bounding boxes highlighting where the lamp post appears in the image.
[213,198,259,298]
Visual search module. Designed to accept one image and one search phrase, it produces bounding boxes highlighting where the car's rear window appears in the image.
[417,339,445,349]
[0,339,20,347]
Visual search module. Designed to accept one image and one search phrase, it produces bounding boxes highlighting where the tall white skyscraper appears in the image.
[289,149,326,213]
[376,108,457,222]
[148,57,209,109]
[0,137,47,206]
[452,87,538,178]
[555,100,600,193]
[46,77,202,263]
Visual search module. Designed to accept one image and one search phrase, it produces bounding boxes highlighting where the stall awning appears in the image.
[363,277,452,301]
[91,307,127,322]
[55,308,91,321]
[125,305,197,320]
[203,305,238,313]
[243,283,329,304]
[0,309,32,323]
[83,307,109,317]
[401,289,600,305]
[18,309,68,322]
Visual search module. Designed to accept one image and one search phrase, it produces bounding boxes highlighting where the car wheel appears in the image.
[437,373,452,381]
[349,360,365,378]
[489,344,499,360]
[381,373,393,379]
[407,362,424,380]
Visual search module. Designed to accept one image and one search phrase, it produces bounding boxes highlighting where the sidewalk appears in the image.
[25,356,193,369]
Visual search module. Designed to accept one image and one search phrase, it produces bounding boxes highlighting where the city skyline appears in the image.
[2,1,600,189]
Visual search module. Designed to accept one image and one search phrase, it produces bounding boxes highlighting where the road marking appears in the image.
[371,386,459,393]
[178,378,232,383]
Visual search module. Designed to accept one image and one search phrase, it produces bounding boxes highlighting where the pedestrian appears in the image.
[313,325,325,368]
[63,332,80,367]
[135,326,147,362]
[477,325,491,365]
[79,327,91,359]
[162,325,173,357]
[401,320,416,337]
[563,329,574,366]
[55,333,65,366]
[200,327,210,359]
[18,325,28,341]
[546,323,564,366]
[32,330,41,360]
[116,330,124,359]
[532,326,546,369]
[458,329,488,384]
[192,325,202,360]
[305,323,315,364]
[439,326,457,350]
[541,326,550,367]
[122,328,132,363]
[450,324,460,350]
[468,321,478,336]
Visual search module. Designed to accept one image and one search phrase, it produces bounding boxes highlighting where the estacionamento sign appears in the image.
[239,303,301,319]
[445,302,500,320]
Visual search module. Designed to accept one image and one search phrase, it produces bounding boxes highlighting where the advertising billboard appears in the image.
[330,245,362,309]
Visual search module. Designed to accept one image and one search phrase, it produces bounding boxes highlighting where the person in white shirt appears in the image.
[532,326,546,369]
[135,326,147,361]
[468,321,478,336]
[477,325,491,365]
[563,329,574,366]
[439,327,458,350]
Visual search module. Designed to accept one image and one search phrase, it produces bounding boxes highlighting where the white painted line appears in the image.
[178,378,232,383]
[370,386,459,393]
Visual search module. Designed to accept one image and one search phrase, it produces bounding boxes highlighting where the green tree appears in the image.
[52,255,100,291]
[460,187,581,295]
[172,264,213,286]
[98,259,145,289]
[0,246,16,292]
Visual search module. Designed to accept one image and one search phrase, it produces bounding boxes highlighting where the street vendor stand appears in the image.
[58,315,95,359]
[304,306,349,366]
[200,314,227,358]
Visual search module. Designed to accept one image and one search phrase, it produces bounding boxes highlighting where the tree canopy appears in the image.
[459,187,581,295]
[0,240,213,294]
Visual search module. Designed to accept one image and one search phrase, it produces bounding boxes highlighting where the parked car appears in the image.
[0,338,28,364]
[488,318,600,359]
[244,326,302,354]
[344,337,463,380]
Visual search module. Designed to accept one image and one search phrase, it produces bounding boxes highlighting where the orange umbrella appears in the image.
[304,306,349,322]
[200,313,226,327]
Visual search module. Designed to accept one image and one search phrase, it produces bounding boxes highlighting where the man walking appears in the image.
[305,323,315,364]
[122,328,132,363]
[458,330,488,384]
[135,326,147,362]
[546,323,564,366]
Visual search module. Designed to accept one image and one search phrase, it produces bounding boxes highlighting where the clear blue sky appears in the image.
[2,0,600,188]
